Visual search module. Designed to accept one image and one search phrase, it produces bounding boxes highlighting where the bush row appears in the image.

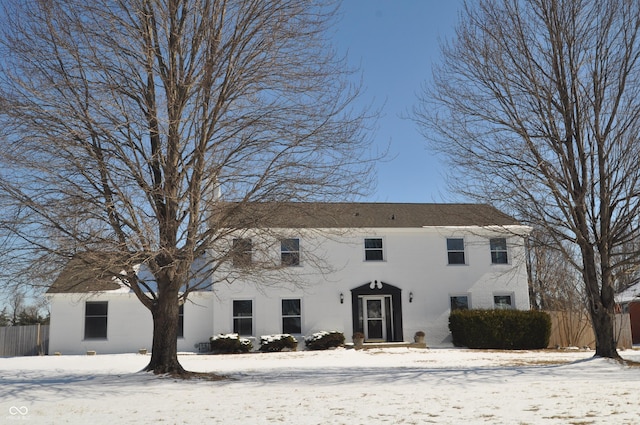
[209,332,347,353]
[449,309,551,349]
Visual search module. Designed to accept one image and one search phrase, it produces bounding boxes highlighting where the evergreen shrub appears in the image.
[304,331,345,350]
[259,334,298,352]
[449,309,551,349]
[209,333,253,354]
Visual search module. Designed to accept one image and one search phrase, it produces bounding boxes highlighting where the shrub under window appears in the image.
[449,309,551,350]
[304,331,345,350]
[259,334,298,352]
[210,333,253,354]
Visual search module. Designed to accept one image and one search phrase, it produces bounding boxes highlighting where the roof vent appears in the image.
[390,214,395,220]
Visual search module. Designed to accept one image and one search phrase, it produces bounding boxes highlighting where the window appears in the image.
[490,238,508,264]
[494,294,513,309]
[84,301,108,339]
[364,238,384,261]
[233,300,253,336]
[282,299,301,334]
[281,238,300,266]
[178,304,184,338]
[450,295,470,311]
[447,238,465,265]
[232,238,252,267]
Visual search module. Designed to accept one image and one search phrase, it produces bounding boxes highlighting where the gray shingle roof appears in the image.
[47,203,520,294]
[228,202,521,228]
[46,257,125,294]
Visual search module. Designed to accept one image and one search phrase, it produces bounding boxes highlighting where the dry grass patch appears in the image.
[503,358,575,367]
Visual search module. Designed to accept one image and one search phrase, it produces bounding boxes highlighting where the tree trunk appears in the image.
[582,246,620,360]
[143,294,185,375]
[590,307,619,359]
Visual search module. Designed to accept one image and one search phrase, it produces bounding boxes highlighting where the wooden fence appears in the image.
[546,311,632,349]
[0,324,49,356]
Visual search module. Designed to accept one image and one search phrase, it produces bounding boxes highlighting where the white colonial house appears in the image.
[46,203,531,354]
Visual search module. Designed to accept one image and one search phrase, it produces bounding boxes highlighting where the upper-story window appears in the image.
[447,238,466,265]
[281,238,300,266]
[364,238,384,261]
[490,238,508,264]
[232,238,252,267]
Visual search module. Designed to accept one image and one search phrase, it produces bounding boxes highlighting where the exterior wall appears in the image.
[48,292,214,355]
[48,225,530,353]
[211,226,530,347]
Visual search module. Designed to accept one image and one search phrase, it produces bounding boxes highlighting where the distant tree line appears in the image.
[0,290,49,327]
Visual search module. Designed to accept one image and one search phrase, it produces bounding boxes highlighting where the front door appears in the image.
[351,282,403,342]
[363,296,386,341]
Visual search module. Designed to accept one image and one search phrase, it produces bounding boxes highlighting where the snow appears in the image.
[304,330,341,342]
[617,282,640,303]
[260,334,296,344]
[2,348,640,424]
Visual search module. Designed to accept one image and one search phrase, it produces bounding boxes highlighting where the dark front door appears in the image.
[351,281,403,342]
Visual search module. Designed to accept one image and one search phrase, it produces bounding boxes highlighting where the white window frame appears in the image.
[232,238,253,267]
[493,293,514,310]
[232,299,254,336]
[364,237,384,262]
[281,238,301,266]
[281,298,302,334]
[490,237,509,265]
[449,294,471,311]
[446,237,466,265]
[84,301,108,340]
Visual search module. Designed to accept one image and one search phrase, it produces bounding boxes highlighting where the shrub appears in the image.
[449,309,551,350]
[304,331,345,350]
[259,334,298,352]
[210,333,253,354]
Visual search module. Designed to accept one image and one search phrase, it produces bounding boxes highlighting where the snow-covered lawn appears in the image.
[2,347,640,424]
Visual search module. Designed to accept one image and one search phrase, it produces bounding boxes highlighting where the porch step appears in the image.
[348,341,427,350]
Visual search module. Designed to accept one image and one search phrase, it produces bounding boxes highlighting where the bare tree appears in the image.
[527,231,595,346]
[0,308,9,327]
[0,0,375,375]
[527,230,584,313]
[7,288,25,326]
[415,0,640,359]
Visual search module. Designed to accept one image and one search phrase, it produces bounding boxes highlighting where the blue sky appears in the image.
[334,0,464,203]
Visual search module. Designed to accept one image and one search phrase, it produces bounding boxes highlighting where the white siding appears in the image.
[48,225,530,353]
[48,292,214,355]
[211,226,530,347]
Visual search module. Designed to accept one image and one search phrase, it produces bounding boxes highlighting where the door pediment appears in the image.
[350,281,403,342]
